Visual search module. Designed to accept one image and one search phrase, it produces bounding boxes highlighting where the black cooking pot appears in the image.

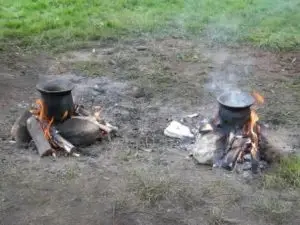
[217,91,255,128]
[36,79,74,122]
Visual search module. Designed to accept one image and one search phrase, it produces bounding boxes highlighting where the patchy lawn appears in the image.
[1,0,300,49]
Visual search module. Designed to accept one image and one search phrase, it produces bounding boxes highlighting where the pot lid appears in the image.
[217,91,255,108]
[36,79,74,94]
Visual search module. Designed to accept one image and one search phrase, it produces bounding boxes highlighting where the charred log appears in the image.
[11,110,32,146]
[26,116,53,156]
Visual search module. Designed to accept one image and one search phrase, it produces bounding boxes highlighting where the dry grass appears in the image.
[251,195,294,225]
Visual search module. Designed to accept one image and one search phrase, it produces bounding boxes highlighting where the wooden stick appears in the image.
[50,128,76,153]
[221,147,243,170]
[72,116,113,133]
[75,105,91,117]
[26,116,53,157]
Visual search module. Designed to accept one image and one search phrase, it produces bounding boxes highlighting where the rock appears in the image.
[164,121,194,139]
[191,132,225,165]
[56,117,101,146]
[199,123,213,133]
[93,85,106,94]
[136,46,148,51]
[131,87,146,98]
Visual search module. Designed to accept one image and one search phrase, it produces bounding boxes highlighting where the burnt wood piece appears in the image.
[50,129,76,153]
[222,147,243,170]
[222,137,247,170]
[11,110,32,146]
[26,116,53,156]
[56,117,102,146]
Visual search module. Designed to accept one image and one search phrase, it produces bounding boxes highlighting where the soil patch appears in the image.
[1,38,299,225]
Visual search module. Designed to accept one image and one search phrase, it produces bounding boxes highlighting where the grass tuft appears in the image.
[264,155,300,188]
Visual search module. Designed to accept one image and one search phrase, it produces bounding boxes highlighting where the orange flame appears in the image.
[44,117,54,140]
[31,99,54,140]
[252,91,264,104]
[243,91,264,157]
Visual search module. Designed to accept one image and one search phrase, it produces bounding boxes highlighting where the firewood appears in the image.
[26,116,53,157]
[72,116,113,134]
[11,110,32,145]
[56,117,102,146]
[50,130,76,153]
[75,105,91,117]
[222,147,243,170]
[222,137,249,170]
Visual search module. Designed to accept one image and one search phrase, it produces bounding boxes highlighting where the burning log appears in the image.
[221,136,248,170]
[55,117,102,146]
[26,116,53,156]
[11,110,32,146]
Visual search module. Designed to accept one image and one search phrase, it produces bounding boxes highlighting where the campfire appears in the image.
[192,90,268,173]
[11,79,117,157]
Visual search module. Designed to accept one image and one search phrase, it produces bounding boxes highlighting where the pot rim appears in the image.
[217,91,255,109]
[36,79,74,94]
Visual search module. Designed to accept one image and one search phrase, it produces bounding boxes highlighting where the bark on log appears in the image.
[11,110,32,145]
[56,117,101,146]
[26,116,52,157]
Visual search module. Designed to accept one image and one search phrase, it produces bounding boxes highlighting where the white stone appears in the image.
[164,121,194,139]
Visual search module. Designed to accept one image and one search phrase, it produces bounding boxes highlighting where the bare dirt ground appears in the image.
[1,38,300,225]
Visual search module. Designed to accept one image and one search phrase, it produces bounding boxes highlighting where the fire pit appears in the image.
[192,90,266,173]
[11,79,118,157]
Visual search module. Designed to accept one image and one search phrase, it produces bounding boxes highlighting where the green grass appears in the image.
[264,155,300,189]
[1,0,300,50]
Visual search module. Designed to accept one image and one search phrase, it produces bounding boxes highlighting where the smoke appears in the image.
[203,49,255,98]
[205,71,241,97]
